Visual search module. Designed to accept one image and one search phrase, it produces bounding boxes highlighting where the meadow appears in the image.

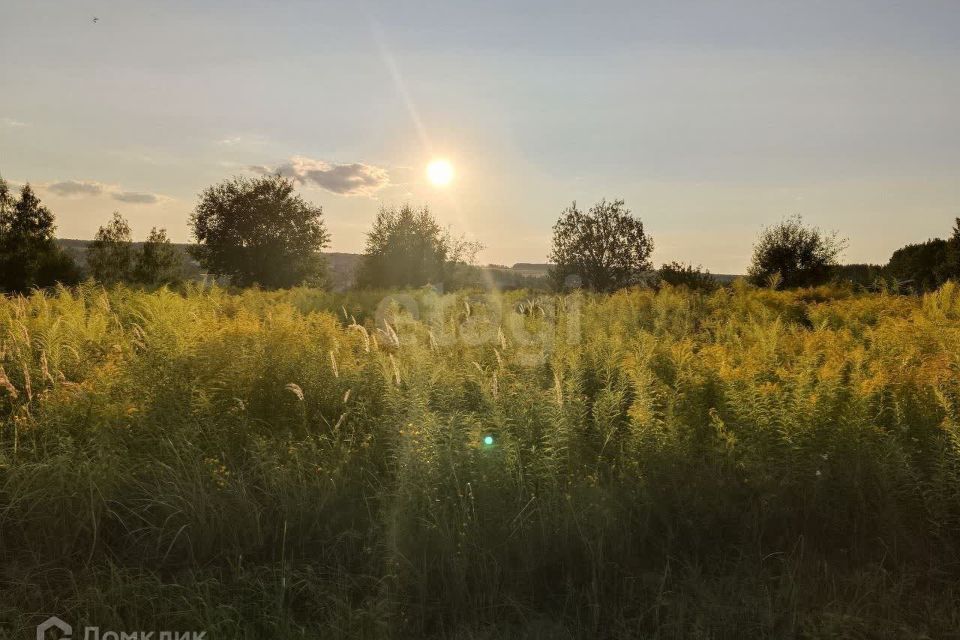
[2,282,960,638]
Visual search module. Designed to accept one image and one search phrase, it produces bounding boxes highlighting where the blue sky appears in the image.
[2,0,959,271]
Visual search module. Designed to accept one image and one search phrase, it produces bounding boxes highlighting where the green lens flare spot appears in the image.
[483,435,494,446]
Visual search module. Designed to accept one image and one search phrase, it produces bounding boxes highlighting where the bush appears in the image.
[748,215,846,289]
[658,261,718,291]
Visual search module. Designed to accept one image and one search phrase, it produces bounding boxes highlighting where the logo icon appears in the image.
[36,616,71,640]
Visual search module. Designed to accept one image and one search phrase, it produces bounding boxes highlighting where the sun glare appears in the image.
[427,159,454,186]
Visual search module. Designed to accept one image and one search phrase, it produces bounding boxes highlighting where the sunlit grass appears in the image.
[1,281,959,637]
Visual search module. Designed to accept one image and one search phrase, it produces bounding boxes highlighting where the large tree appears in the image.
[87,211,135,285]
[748,215,846,289]
[0,178,80,293]
[548,199,653,292]
[190,174,329,288]
[355,204,480,289]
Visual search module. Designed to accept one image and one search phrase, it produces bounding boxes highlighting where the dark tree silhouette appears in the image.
[355,204,480,289]
[658,261,717,292]
[190,175,329,288]
[947,218,960,281]
[748,215,846,289]
[886,238,951,292]
[0,177,80,293]
[548,199,653,292]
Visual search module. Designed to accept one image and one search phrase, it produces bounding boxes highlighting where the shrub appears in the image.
[748,215,846,289]
[658,261,718,291]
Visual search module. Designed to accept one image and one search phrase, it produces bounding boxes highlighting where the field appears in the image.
[2,282,960,638]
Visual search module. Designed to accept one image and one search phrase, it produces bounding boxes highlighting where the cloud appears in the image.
[251,156,390,196]
[1,117,27,128]
[112,191,160,204]
[43,180,165,204]
[46,180,107,197]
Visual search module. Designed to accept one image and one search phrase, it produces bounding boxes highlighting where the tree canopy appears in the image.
[886,238,952,292]
[134,227,182,285]
[87,211,135,285]
[190,174,329,288]
[355,204,480,289]
[0,177,80,293]
[658,261,717,292]
[748,215,846,289]
[548,199,653,292]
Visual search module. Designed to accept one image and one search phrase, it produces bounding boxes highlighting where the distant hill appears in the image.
[510,263,552,275]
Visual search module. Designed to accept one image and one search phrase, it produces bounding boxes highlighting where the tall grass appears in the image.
[1,281,959,638]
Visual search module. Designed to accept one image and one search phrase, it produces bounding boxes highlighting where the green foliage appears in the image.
[833,262,887,289]
[134,227,182,285]
[355,204,480,290]
[748,214,847,289]
[887,236,953,293]
[87,211,135,284]
[949,217,960,278]
[658,261,717,291]
[1,284,960,637]
[190,174,330,288]
[549,198,654,292]
[0,177,81,292]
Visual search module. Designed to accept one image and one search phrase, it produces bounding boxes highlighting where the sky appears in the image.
[2,0,959,273]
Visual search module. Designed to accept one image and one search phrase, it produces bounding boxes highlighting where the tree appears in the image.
[134,227,182,285]
[947,217,960,281]
[355,204,480,289]
[190,174,330,288]
[548,199,653,292]
[658,261,717,292]
[0,178,80,293]
[886,238,951,292]
[87,212,135,285]
[747,215,846,289]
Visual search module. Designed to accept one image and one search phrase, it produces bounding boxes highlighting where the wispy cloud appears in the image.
[112,191,160,204]
[1,117,28,128]
[43,180,166,204]
[47,180,107,197]
[250,156,390,197]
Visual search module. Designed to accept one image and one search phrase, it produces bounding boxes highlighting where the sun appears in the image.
[426,159,454,186]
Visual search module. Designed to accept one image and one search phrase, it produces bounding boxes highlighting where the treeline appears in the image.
[0,178,182,291]
[2,172,958,294]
